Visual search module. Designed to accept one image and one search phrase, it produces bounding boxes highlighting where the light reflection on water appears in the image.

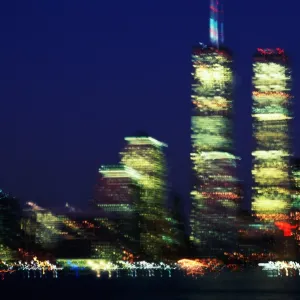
[173,294,300,300]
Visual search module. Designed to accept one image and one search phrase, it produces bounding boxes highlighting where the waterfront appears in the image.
[2,271,300,290]
[1,276,300,300]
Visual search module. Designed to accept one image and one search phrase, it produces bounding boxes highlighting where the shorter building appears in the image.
[21,202,67,252]
[236,209,297,262]
[120,134,169,261]
[91,241,123,261]
[94,165,140,213]
[0,190,21,260]
[93,165,141,257]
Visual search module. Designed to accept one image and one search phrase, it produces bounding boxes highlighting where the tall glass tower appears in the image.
[251,48,292,225]
[120,135,171,261]
[190,0,239,255]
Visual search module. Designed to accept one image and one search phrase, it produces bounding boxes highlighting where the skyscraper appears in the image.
[120,134,170,261]
[22,202,65,251]
[93,165,141,258]
[94,165,141,214]
[251,48,292,225]
[190,0,239,255]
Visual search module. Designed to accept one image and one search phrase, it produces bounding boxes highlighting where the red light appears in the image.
[275,222,297,237]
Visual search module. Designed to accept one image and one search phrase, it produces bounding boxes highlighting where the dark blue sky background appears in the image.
[0,0,298,212]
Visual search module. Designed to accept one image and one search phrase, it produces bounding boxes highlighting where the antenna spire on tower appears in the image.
[209,0,224,48]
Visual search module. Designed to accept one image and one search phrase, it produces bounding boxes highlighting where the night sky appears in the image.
[0,0,298,213]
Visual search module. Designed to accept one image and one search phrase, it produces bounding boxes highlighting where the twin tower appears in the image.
[190,0,292,255]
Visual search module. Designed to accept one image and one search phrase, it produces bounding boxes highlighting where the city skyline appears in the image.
[0,0,299,212]
[1,0,300,287]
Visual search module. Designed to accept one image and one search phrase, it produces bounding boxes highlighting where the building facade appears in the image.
[190,45,239,256]
[251,48,292,224]
[94,165,140,213]
[94,165,141,256]
[120,135,170,261]
[21,202,66,251]
[0,190,20,260]
[251,48,295,259]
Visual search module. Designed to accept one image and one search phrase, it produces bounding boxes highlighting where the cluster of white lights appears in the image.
[0,257,61,279]
[56,259,178,278]
[258,261,300,276]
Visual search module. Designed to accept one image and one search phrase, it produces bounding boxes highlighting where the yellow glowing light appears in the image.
[253,113,290,121]
[200,151,236,160]
[252,167,287,179]
[252,199,289,212]
[253,62,290,92]
[252,150,289,159]
[194,64,231,84]
[124,137,167,148]
[99,165,141,180]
